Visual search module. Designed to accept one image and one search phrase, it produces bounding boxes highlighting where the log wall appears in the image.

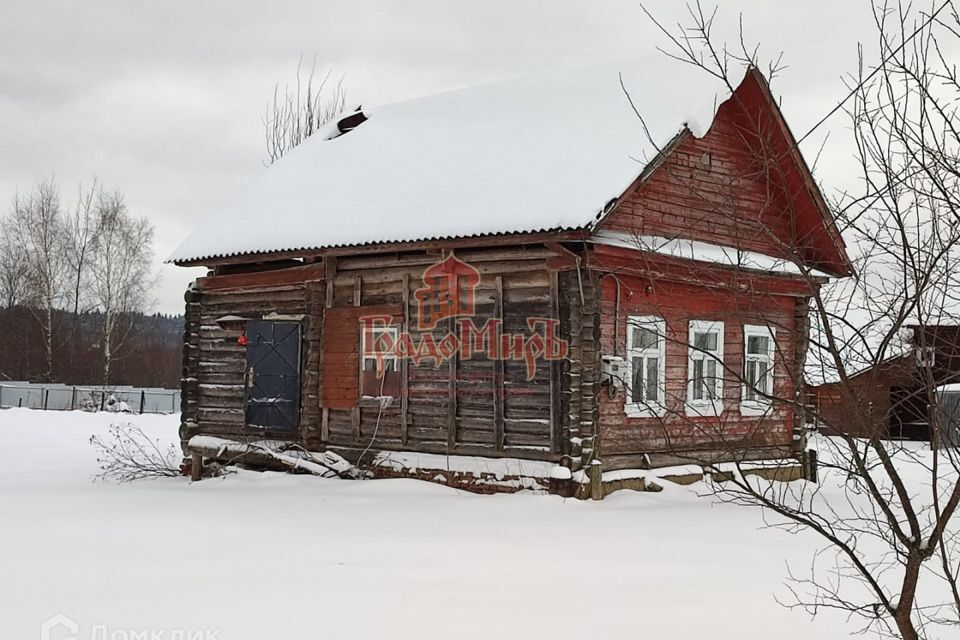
[179,264,323,448]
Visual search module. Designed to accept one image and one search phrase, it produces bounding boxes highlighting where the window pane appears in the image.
[362,358,396,373]
[745,360,757,400]
[645,357,659,402]
[693,359,704,400]
[757,360,769,395]
[631,356,644,403]
[365,327,397,356]
[694,331,718,352]
[705,359,718,400]
[632,326,658,350]
[747,335,769,355]
[361,359,399,397]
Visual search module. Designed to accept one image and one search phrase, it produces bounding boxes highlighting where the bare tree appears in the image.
[263,56,348,164]
[65,179,99,319]
[610,2,960,638]
[88,189,156,386]
[8,178,69,381]
[0,216,29,309]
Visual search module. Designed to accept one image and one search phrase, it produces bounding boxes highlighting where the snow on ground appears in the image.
[0,408,940,639]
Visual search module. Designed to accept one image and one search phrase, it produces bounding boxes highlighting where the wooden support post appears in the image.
[806,449,819,483]
[320,257,337,442]
[588,461,604,500]
[549,270,561,454]
[447,314,459,450]
[493,276,505,451]
[190,452,203,481]
[324,257,337,309]
[352,274,362,442]
[400,273,410,446]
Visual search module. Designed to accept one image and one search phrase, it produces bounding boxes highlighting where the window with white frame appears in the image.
[742,325,775,411]
[626,316,665,415]
[361,324,400,398]
[687,320,724,414]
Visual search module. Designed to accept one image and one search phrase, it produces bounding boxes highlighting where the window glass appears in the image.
[747,335,769,355]
[626,316,665,413]
[688,321,724,411]
[694,331,718,351]
[633,326,659,350]
[743,326,774,407]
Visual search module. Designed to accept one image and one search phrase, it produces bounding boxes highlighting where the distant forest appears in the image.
[0,308,183,388]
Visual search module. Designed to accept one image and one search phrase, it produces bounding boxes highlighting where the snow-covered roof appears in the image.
[170,58,729,263]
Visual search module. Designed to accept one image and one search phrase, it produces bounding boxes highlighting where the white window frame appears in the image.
[741,324,776,417]
[625,315,666,417]
[361,325,399,398]
[686,320,725,416]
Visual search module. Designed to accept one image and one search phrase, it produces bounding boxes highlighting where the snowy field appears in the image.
[0,408,943,639]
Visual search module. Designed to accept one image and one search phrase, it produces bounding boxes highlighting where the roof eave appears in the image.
[169,227,592,268]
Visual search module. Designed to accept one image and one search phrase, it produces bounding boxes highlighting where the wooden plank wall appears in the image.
[602,125,789,259]
[595,272,797,467]
[314,247,564,460]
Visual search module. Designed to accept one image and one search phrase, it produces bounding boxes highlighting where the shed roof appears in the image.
[169,58,728,264]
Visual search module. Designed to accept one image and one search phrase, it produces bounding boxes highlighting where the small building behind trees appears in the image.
[171,60,850,496]
[814,324,960,443]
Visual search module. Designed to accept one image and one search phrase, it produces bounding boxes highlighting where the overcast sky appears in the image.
[1,1,883,314]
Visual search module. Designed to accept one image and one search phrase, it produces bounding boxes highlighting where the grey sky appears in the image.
[1,1,879,314]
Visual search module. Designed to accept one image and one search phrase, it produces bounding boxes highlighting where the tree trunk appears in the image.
[43,301,53,383]
[893,555,923,640]
[102,309,112,387]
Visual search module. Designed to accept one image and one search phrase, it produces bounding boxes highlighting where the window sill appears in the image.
[624,403,665,419]
[684,401,724,417]
[740,402,772,417]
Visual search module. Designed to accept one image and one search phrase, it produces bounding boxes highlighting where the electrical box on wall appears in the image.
[602,355,627,387]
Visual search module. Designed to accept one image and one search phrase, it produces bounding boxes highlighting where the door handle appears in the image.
[247,366,255,388]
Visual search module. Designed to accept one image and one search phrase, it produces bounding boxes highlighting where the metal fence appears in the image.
[0,381,180,415]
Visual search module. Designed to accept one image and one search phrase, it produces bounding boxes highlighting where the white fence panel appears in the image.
[0,382,180,415]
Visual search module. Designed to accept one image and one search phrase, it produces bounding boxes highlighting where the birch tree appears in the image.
[0,218,29,309]
[8,178,69,381]
[88,190,156,386]
[65,180,98,319]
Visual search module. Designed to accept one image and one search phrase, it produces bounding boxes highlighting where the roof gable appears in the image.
[594,68,851,277]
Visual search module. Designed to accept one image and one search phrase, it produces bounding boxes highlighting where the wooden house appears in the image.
[171,61,851,496]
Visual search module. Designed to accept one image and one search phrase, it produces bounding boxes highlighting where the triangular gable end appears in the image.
[593,67,852,278]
